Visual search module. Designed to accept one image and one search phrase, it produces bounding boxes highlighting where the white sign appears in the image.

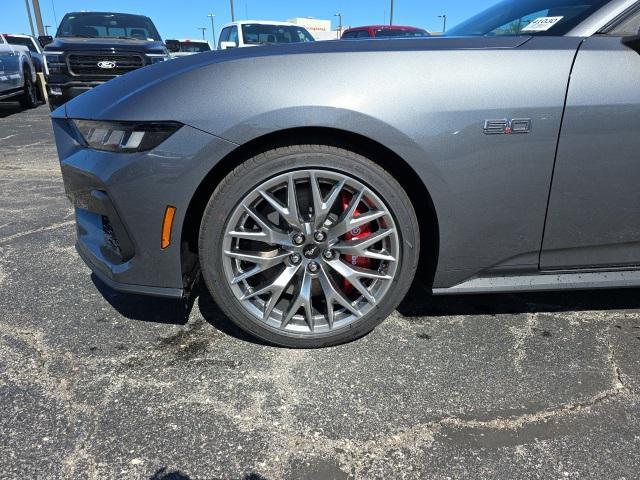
[522,16,564,32]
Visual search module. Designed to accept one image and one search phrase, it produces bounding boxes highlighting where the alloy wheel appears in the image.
[222,169,400,335]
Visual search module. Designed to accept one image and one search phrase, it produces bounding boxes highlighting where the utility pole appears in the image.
[198,27,207,40]
[32,0,45,36]
[207,13,217,49]
[45,24,51,35]
[24,0,35,37]
[334,13,342,39]
[438,14,447,33]
[229,0,235,22]
[389,0,394,26]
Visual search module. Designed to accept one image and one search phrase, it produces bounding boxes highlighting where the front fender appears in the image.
[214,103,450,249]
[19,53,36,83]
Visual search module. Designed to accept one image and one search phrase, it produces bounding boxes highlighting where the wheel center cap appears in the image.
[303,244,320,259]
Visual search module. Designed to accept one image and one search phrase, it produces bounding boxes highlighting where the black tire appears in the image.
[18,72,38,109]
[199,145,420,348]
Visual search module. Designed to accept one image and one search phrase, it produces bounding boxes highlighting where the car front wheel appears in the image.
[19,73,38,109]
[199,145,420,348]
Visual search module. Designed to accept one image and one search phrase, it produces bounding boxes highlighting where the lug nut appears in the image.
[289,253,302,265]
[292,233,305,245]
[314,231,326,242]
[308,262,320,273]
[323,249,335,260]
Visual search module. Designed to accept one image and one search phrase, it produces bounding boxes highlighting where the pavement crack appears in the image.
[509,312,539,373]
[606,324,630,393]
[62,378,125,479]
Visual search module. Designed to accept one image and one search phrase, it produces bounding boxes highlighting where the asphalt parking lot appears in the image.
[1,103,640,480]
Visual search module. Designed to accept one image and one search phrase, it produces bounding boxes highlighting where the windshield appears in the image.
[56,13,161,41]
[241,24,315,44]
[447,0,611,36]
[5,35,38,52]
[179,41,210,53]
[375,28,430,38]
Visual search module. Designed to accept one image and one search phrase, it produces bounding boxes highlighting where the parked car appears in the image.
[41,11,170,110]
[341,25,430,39]
[165,39,212,57]
[3,33,47,74]
[0,34,38,108]
[51,0,640,348]
[218,20,314,49]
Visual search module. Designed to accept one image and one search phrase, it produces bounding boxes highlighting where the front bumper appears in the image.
[51,116,237,297]
[48,83,103,109]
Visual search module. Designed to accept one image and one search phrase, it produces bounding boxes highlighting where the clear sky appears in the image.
[5,0,502,41]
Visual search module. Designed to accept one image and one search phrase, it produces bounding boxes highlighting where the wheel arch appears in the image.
[180,127,440,288]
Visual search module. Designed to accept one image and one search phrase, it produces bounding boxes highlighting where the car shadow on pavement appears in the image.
[92,274,192,326]
[149,468,267,480]
[196,283,272,346]
[0,103,27,118]
[91,273,640,341]
[398,281,640,318]
[92,273,266,344]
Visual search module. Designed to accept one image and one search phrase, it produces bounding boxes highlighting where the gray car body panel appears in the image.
[53,4,640,295]
[541,35,640,269]
[60,36,585,289]
[51,118,237,292]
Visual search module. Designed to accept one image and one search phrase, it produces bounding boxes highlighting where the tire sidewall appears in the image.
[199,146,420,348]
[19,72,37,109]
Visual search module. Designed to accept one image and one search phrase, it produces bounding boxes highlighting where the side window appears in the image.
[219,27,230,45]
[608,8,640,36]
[357,30,371,38]
[229,26,239,46]
[0,36,4,44]
[342,31,357,39]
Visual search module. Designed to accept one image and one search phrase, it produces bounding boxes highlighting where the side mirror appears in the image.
[219,41,237,50]
[164,39,180,53]
[38,35,53,48]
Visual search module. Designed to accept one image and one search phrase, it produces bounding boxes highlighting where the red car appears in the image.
[341,25,429,39]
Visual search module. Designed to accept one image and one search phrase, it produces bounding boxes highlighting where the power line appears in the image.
[50,0,58,26]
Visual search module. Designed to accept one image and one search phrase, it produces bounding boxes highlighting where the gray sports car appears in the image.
[51,0,640,347]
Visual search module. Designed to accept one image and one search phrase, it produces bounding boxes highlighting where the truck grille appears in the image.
[67,53,145,76]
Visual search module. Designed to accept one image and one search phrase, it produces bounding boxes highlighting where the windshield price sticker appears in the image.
[522,16,564,32]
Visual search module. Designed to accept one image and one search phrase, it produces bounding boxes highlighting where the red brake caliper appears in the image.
[341,191,372,293]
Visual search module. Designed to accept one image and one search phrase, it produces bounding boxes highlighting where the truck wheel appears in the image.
[19,73,38,109]
[199,145,420,348]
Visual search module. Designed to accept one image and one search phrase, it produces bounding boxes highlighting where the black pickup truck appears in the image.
[40,12,170,111]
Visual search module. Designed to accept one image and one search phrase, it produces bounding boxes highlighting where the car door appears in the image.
[541,8,640,270]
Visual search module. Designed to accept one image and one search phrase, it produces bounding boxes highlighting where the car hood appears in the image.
[59,35,532,121]
[46,37,166,53]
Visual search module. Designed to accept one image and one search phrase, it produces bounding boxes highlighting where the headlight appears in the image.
[44,51,65,73]
[147,53,170,64]
[73,120,182,153]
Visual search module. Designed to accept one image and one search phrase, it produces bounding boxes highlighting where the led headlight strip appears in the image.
[72,120,182,153]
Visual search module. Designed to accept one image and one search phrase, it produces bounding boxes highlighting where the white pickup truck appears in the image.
[0,33,39,108]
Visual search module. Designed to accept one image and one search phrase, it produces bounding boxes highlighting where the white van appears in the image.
[218,20,314,49]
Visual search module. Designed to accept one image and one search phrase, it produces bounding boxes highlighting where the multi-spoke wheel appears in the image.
[200,145,420,348]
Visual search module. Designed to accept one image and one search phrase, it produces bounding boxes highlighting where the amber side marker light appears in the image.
[161,206,177,249]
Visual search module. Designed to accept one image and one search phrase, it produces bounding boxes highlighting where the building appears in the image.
[287,17,336,41]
